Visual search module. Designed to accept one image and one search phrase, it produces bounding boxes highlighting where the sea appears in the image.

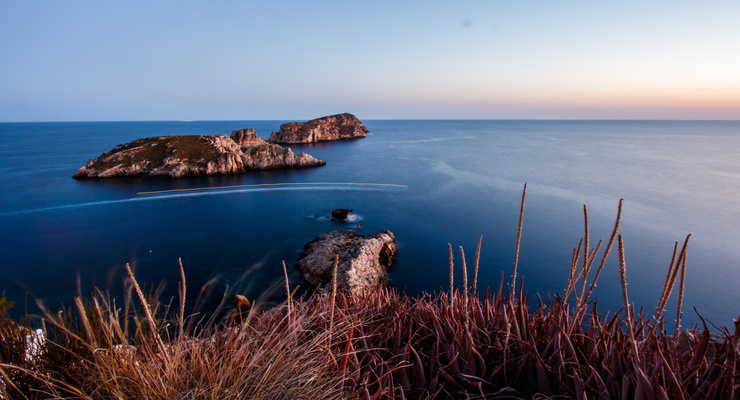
[1,120,739,330]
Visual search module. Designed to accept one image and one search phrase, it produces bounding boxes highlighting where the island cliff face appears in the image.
[230,128,265,147]
[231,128,326,171]
[73,129,325,179]
[267,113,369,144]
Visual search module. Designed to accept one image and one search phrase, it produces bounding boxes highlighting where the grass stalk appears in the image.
[618,235,640,364]
[178,258,186,338]
[652,235,690,331]
[654,241,678,324]
[473,235,482,293]
[564,239,583,302]
[512,182,527,300]
[282,260,292,312]
[125,263,170,364]
[460,246,468,294]
[74,296,96,349]
[674,240,689,338]
[579,205,590,304]
[584,199,623,305]
[460,246,468,310]
[448,243,454,306]
[329,254,339,335]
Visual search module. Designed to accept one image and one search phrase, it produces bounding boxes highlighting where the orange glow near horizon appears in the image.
[426,78,740,119]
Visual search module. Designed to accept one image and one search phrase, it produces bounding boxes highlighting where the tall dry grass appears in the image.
[1,274,347,399]
[2,187,739,399]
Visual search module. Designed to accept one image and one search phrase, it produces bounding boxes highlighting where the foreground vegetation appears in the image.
[2,188,739,399]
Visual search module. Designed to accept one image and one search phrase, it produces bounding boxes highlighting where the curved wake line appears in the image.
[136,182,408,196]
[0,198,152,217]
[0,183,407,217]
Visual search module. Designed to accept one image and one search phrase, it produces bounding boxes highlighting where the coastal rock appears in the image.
[331,209,353,221]
[267,113,369,144]
[73,132,325,179]
[296,230,398,300]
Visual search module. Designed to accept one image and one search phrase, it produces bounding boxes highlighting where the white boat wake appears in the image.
[0,182,408,217]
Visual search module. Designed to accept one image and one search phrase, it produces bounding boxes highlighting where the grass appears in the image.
[2,186,739,399]
[86,136,224,171]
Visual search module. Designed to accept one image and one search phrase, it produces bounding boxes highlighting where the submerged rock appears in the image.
[296,230,398,300]
[267,113,369,144]
[331,209,353,221]
[73,131,325,179]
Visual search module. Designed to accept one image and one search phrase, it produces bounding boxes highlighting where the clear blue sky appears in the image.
[2,1,739,121]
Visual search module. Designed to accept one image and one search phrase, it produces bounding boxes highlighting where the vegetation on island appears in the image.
[84,136,225,171]
[2,186,739,399]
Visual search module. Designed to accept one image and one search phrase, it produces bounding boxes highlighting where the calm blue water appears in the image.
[1,120,739,329]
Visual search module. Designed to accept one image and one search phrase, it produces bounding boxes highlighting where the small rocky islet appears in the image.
[295,229,399,301]
[73,113,368,179]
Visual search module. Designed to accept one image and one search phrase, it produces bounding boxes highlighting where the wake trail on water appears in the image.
[0,182,408,217]
[136,181,408,195]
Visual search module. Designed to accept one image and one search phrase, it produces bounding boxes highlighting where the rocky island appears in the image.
[267,113,369,144]
[73,128,325,179]
[295,230,398,301]
[73,114,369,178]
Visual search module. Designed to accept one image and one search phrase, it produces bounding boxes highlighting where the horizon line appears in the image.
[2,117,740,124]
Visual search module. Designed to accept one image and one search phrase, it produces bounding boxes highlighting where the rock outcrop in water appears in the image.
[73,130,325,179]
[331,209,353,221]
[267,113,369,144]
[295,230,398,300]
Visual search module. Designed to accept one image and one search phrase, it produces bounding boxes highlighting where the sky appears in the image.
[1,1,739,121]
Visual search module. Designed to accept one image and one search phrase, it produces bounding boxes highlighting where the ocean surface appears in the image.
[1,120,739,329]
